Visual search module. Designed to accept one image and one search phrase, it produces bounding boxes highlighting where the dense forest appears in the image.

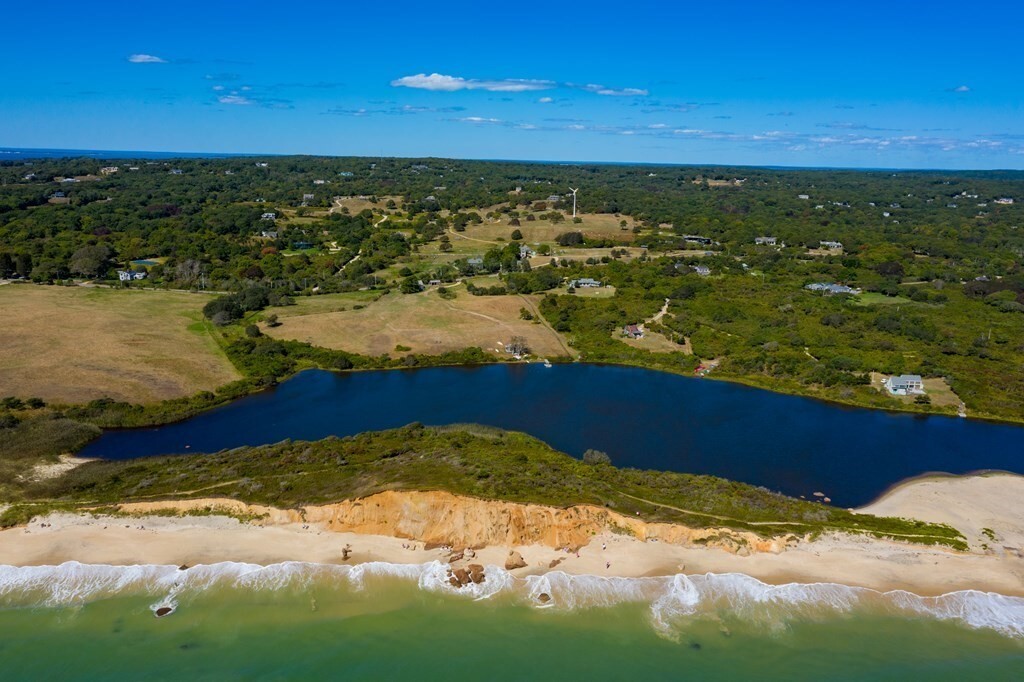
[2,155,1022,288]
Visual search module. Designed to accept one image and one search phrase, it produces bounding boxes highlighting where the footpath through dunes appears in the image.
[0,285,239,403]
[3,475,1024,597]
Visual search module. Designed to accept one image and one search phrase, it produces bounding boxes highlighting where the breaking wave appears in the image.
[1,561,1022,638]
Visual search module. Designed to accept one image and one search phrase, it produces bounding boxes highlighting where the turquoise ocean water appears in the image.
[1,561,1022,680]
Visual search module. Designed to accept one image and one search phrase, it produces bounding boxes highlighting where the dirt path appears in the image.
[650,298,670,324]
[448,227,500,245]
[516,295,575,358]
[615,491,959,542]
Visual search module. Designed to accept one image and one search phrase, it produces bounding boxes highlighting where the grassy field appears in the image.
[567,285,617,298]
[616,329,688,354]
[264,288,571,358]
[869,373,964,410]
[0,285,240,403]
[461,211,636,244]
[332,195,403,215]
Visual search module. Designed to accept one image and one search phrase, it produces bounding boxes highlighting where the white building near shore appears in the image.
[884,374,925,396]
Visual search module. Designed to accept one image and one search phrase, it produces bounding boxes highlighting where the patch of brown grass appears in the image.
[265,289,570,358]
[465,212,636,244]
[0,285,240,403]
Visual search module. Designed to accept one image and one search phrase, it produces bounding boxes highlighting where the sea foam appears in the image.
[1,561,1022,638]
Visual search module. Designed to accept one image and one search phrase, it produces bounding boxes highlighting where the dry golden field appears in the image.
[461,211,636,244]
[331,195,404,215]
[615,328,690,354]
[0,285,240,403]
[264,288,571,358]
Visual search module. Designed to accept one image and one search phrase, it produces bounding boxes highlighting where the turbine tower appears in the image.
[568,187,579,219]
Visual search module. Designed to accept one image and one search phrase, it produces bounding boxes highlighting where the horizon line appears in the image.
[2,146,1023,174]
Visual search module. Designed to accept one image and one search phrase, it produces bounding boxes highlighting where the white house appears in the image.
[261,212,277,221]
[519,245,537,259]
[755,236,777,246]
[117,270,147,282]
[568,278,602,289]
[819,240,844,250]
[884,375,925,396]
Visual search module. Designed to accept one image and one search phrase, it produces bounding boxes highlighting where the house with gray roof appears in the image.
[884,375,925,396]
[805,282,860,295]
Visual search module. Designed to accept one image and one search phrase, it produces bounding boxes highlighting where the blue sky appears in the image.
[2,0,1023,168]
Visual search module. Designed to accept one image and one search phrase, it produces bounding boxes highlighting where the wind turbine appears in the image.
[568,187,579,219]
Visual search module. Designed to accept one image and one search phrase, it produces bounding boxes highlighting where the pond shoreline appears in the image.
[75,365,1024,508]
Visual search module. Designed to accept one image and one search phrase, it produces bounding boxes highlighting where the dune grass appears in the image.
[25,424,967,549]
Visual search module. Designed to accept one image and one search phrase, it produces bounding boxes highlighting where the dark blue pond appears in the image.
[78,364,1024,507]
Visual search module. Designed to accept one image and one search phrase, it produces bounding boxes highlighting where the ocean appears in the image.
[0,147,260,160]
[1,562,1021,680]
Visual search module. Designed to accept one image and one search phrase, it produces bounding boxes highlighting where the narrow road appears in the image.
[650,298,670,324]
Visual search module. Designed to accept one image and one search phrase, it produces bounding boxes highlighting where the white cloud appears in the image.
[538,96,554,103]
[574,83,649,97]
[391,73,647,96]
[953,85,971,93]
[392,73,554,92]
[218,94,254,105]
[212,85,225,91]
[458,116,503,124]
[127,54,167,64]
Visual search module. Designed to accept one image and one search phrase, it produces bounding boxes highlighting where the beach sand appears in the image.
[2,474,1023,597]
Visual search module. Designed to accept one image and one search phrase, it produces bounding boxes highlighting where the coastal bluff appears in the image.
[115,490,794,556]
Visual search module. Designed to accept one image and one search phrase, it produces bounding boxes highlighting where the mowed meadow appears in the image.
[263,288,571,358]
[0,285,240,403]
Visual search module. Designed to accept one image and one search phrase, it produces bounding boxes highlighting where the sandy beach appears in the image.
[2,473,1023,597]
